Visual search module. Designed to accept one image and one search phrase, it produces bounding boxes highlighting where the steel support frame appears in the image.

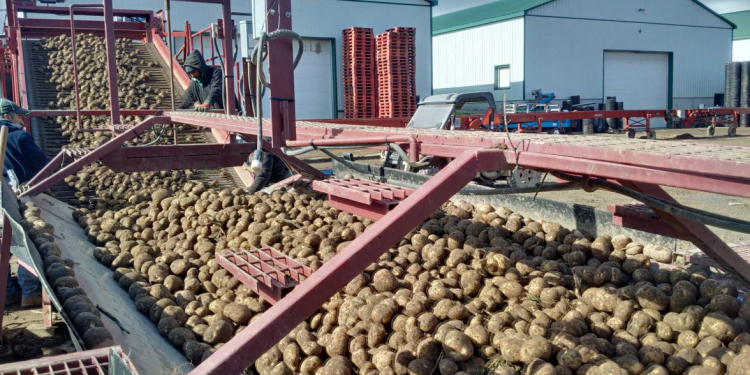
[192,149,507,375]
[265,0,296,148]
[20,117,163,197]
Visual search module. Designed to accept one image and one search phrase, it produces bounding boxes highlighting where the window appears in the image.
[494,65,510,90]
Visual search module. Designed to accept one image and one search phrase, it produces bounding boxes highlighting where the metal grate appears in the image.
[0,347,135,375]
[216,245,312,305]
[313,178,415,221]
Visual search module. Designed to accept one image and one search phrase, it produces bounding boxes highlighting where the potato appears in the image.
[709,295,741,318]
[442,330,474,362]
[73,312,104,333]
[699,313,741,342]
[636,285,669,311]
[373,269,398,293]
[168,327,196,349]
[323,356,353,375]
[204,320,233,345]
[82,327,114,349]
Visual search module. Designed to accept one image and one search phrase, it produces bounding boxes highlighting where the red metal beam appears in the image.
[191,150,492,375]
[266,0,296,148]
[621,182,750,284]
[151,28,191,90]
[100,143,254,172]
[607,203,690,241]
[16,4,154,20]
[20,117,161,197]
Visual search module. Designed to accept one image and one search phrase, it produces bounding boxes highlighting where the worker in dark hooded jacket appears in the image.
[0,99,47,307]
[180,50,224,112]
[0,99,49,183]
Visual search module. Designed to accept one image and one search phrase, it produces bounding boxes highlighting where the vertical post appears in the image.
[102,0,121,125]
[165,0,177,145]
[221,0,235,116]
[265,0,295,148]
[0,215,12,337]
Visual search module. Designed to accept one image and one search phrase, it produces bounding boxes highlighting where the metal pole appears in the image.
[164,0,178,145]
[165,0,175,112]
[102,0,121,125]
[221,0,235,116]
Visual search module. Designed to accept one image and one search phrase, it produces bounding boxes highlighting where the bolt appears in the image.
[269,9,276,15]
[285,12,291,18]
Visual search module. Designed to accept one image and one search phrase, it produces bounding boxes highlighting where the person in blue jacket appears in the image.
[0,99,48,307]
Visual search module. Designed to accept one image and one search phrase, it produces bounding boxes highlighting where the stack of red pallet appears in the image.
[376,27,416,118]
[342,27,377,119]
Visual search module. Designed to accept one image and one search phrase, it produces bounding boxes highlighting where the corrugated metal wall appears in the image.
[734,40,750,62]
[432,18,525,101]
[253,0,432,117]
[525,0,733,107]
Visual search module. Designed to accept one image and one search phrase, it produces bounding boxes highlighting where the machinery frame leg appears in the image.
[0,215,12,341]
[622,181,750,284]
[191,151,484,375]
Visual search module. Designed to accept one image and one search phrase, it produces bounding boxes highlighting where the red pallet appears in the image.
[343,27,378,119]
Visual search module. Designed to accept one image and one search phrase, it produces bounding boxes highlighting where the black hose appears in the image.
[326,150,581,196]
[556,173,750,234]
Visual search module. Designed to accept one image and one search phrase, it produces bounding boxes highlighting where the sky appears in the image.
[433,0,750,16]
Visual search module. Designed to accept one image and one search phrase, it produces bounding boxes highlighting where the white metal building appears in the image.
[250,0,434,119]
[433,0,735,123]
[724,10,750,61]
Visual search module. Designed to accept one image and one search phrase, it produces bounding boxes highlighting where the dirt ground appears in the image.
[0,260,74,365]
[300,126,750,252]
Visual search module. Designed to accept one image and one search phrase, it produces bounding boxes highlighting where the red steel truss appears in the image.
[5,1,750,375]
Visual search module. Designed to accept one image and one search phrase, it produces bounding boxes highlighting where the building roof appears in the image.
[433,0,552,35]
[723,10,750,40]
[433,0,735,36]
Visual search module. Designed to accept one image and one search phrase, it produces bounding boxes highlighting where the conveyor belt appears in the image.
[22,39,245,203]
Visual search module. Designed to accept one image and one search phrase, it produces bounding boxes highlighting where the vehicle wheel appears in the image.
[647,130,657,140]
[728,126,737,137]
[627,129,636,139]
[707,126,715,137]
[552,129,561,135]
[509,168,542,189]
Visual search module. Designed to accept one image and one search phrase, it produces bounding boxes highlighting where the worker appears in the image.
[0,99,47,307]
[1,99,49,184]
[246,152,291,194]
[179,50,224,112]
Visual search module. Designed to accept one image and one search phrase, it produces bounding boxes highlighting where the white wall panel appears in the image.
[529,0,732,29]
[525,16,732,107]
[432,18,524,101]
[253,0,432,117]
[734,40,750,62]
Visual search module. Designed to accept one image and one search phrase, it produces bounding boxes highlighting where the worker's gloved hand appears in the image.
[194,103,210,112]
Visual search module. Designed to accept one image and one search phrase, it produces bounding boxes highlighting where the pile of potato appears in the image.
[62,163,192,210]
[38,34,171,148]
[67,177,750,374]
[21,202,114,350]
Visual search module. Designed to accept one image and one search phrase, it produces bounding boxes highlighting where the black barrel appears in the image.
[605,97,617,131]
[725,62,741,108]
[570,95,581,105]
[741,62,750,127]
[715,93,725,107]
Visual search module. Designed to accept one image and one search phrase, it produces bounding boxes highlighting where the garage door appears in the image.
[604,52,668,127]
[261,39,334,119]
